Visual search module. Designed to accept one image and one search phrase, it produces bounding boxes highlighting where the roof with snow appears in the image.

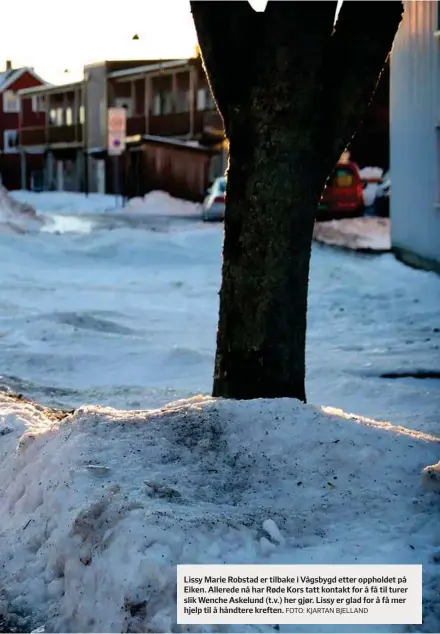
[0,67,47,93]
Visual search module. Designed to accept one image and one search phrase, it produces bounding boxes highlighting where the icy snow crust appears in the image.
[0,392,439,633]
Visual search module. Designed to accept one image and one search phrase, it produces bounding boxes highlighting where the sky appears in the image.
[1,0,198,84]
[1,0,342,85]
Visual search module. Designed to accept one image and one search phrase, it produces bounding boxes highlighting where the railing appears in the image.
[193,109,224,136]
[19,124,83,147]
[126,116,146,137]
[20,110,224,149]
[202,110,223,133]
[47,124,83,144]
[149,112,191,137]
[20,127,46,146]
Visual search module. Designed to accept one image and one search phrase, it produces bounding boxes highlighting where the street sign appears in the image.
[108,107,126,155]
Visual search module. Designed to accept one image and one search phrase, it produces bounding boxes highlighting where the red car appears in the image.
[318,161,364,218]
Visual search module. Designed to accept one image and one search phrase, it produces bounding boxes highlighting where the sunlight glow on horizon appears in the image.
[3,0,344,85]
[1,0,198,84]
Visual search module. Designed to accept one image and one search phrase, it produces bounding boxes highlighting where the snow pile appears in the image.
[0,392,439,633]
[362,183,379,207]
[313,217,390,252]
[358,168,384,206]
[0,186,43,234]
[124,190,202,218]
[359,167,384,182]
[10,191,117,215]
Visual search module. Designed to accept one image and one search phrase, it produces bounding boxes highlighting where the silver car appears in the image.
[202,177,226,221]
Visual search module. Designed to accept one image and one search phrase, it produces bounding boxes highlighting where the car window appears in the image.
[217,179,226,193]
[331,166,355,188]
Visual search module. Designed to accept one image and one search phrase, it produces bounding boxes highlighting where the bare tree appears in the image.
[191,0,403,402]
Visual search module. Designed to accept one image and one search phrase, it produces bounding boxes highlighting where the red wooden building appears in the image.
[0,61,47,190]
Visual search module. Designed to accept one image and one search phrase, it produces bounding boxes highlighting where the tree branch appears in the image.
[190,1,259,127]
[322,0,403,163]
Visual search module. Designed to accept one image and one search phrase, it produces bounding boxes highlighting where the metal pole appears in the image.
[113,154,120,207]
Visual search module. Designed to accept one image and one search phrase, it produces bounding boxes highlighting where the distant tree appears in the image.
[191,0,403,402]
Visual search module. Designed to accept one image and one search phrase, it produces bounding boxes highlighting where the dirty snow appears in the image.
[0,393,439,633]
[0,186,43,234]
[313,217,391,252]
[0,189,439,633]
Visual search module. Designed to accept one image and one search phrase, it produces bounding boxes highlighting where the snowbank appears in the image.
[362,182,379,207]
[0,392,439,633]
[359,167,383,182]
[358,168,384,206]
[313,217,390,252]
[0,187,43,234]
[10,189,203,222]
[10,190,116,215]
[124,190,202,218]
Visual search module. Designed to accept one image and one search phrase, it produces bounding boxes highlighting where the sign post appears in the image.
[107,107,126,207]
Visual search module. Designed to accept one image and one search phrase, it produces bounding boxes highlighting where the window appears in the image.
[79,106,85,124]
[163,92,173,115]
[152,94,161,115]
[197,88,206,111]
[175,91,190,113]
[3,130,18,153]
[197,87,215,111]
[56,108,63,126]
[3,90,20,113]
[152,93,173,115]
[65,107,73,126]
[49,109,57,125]
[32,96,45,113]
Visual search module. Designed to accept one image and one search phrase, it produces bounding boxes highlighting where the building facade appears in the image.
[390,0,440,272]
[19,57,225,201]
[0,61,46,190]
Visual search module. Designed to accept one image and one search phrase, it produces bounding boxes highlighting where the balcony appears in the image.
[20,127,46,146]
[47,124,83,145]
[149,112,191,137]
[202,110,223,133]
[194,109,224,137]
[19,124,83,147]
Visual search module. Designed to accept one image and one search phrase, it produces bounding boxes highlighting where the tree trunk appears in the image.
[213,73,328,401]
[191,0,403,402]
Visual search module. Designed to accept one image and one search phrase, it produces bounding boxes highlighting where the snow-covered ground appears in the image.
[0,191,439,633]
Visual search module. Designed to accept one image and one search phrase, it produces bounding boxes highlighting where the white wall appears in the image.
[390,0,440,268]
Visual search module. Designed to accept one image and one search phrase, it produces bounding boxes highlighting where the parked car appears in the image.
[202,177,226,221]
[318,162,364,219]
[373,170,390,217]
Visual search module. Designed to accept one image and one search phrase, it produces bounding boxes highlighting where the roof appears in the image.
[140,134,217,153]
[108,58,192,80]
[19,81,80,97]
[0,67,47,93]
